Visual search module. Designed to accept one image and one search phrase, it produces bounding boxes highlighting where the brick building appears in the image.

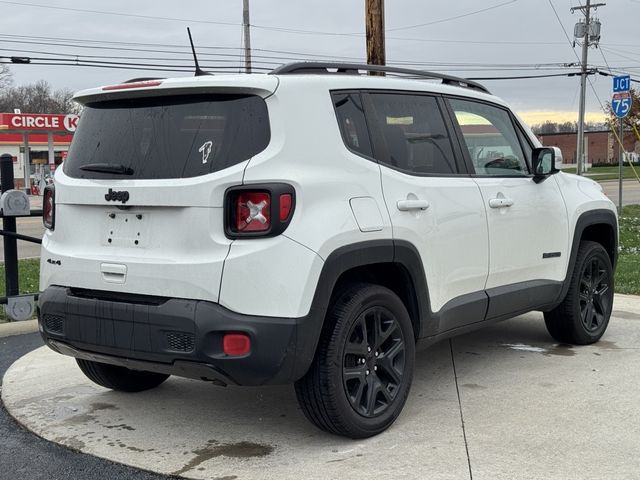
[537,130,639,166]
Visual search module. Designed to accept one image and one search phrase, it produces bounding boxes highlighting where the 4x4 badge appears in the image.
[104,188,130,203]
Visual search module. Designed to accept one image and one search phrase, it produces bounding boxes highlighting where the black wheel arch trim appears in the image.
[554,208,618,306]
[293,239,429,379]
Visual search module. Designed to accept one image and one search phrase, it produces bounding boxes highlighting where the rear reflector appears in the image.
[43,185,55,230]
[102,80,163,91]
[223,333,251,356]
[279,193,293,221]
[235,192,270,232]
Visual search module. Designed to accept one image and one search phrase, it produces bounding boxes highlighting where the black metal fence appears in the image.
[1,153,43,321]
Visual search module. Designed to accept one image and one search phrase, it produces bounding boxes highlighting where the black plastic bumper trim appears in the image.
[38,286,311,386]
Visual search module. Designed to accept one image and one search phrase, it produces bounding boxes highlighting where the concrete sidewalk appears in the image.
[2,295,639,480]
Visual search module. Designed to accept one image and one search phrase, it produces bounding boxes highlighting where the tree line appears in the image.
[531,120,608,135]
[0,65,79,114]
[531,88,640,135]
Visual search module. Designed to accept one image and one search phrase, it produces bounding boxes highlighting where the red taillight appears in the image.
[43,185,55,230]
[235,192,270,232]
[223,333,251,356]
[279,193,292,221]
[225,185,294,238]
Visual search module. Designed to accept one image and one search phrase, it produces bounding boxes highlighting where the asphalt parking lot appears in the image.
[0,331,165,480]
[2,295,639,480]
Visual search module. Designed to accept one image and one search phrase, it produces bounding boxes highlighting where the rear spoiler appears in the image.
[73,75,279,106]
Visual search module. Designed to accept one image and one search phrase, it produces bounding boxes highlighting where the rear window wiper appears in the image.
[79,163,134,175]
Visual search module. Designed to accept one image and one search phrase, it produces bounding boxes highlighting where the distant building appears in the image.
[537,130,639,166]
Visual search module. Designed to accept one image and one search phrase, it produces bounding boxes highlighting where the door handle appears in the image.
[397,199,430,211]
[488,197,514,208]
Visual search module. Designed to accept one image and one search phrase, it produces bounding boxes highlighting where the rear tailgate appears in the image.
[41,78,277,302]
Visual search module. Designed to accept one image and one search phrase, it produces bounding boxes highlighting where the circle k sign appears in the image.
[0,113,80,132]
[63,114,79,132]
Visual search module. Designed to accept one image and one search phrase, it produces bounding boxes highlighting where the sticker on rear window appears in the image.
[199,140,213,164]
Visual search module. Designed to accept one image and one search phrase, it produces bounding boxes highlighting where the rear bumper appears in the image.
[38,286,320,386]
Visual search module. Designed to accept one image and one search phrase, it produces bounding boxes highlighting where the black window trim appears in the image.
[360,89,467,178]
[442,94,536,180]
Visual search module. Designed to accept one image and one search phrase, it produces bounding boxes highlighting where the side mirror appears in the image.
[532,147,559,183]
[551,146,563,170]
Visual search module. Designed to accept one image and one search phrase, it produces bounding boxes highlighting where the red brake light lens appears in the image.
[102,80,163,91]
[43,186,55,230]
[223,333,251,356]
[235,192,270,232]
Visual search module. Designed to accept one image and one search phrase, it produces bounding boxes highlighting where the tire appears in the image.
[295,283,415,438]
[76,359,169,392]
[544,241,614,345]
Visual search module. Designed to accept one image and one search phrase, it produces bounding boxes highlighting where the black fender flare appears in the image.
[553,208,618,305]
[292,239,430,379]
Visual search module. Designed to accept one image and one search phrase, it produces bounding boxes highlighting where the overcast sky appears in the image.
[2,0,639,124]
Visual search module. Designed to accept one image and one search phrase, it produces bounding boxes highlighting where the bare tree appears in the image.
[0,79,80,114]
[0,64,13,90]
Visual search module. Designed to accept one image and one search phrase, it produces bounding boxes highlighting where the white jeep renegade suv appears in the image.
[38,63,618,438]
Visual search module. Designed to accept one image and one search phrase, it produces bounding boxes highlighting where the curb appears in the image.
[613,294,640,315]
[0,319,38,338]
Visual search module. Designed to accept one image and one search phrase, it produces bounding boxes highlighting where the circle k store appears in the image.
[0,112,78,194]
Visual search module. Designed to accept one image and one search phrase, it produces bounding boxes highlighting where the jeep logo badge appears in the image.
[104,188,130,204]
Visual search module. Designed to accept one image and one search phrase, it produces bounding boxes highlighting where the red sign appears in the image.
[0,113,79,132]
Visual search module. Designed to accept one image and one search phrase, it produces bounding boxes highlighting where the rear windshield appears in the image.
[64,94,270,179]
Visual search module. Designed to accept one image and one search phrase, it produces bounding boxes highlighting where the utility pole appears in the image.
[243,0,251,73]
[571,0,605,175]
[365,0,385,69]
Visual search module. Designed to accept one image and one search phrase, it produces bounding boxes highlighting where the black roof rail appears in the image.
[270,62,490,94]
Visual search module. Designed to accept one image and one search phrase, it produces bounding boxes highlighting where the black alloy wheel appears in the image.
[544,241,614,345]
[579,256,612,333]
[342,306,406,418]
[295,283,415,438]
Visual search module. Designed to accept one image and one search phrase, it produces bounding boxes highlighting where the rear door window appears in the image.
[64,94,270,179]
[367,93,458,175]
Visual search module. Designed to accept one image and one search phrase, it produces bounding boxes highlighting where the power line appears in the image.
[469,71,586,80]
[1,56,592,80]
[0,0,240,27]
[547,0,581,62]
[387,0,519,32]
[0,60,267,74]
[0,35,589,71]
[0,31,570,52]
[600,46,640,64]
